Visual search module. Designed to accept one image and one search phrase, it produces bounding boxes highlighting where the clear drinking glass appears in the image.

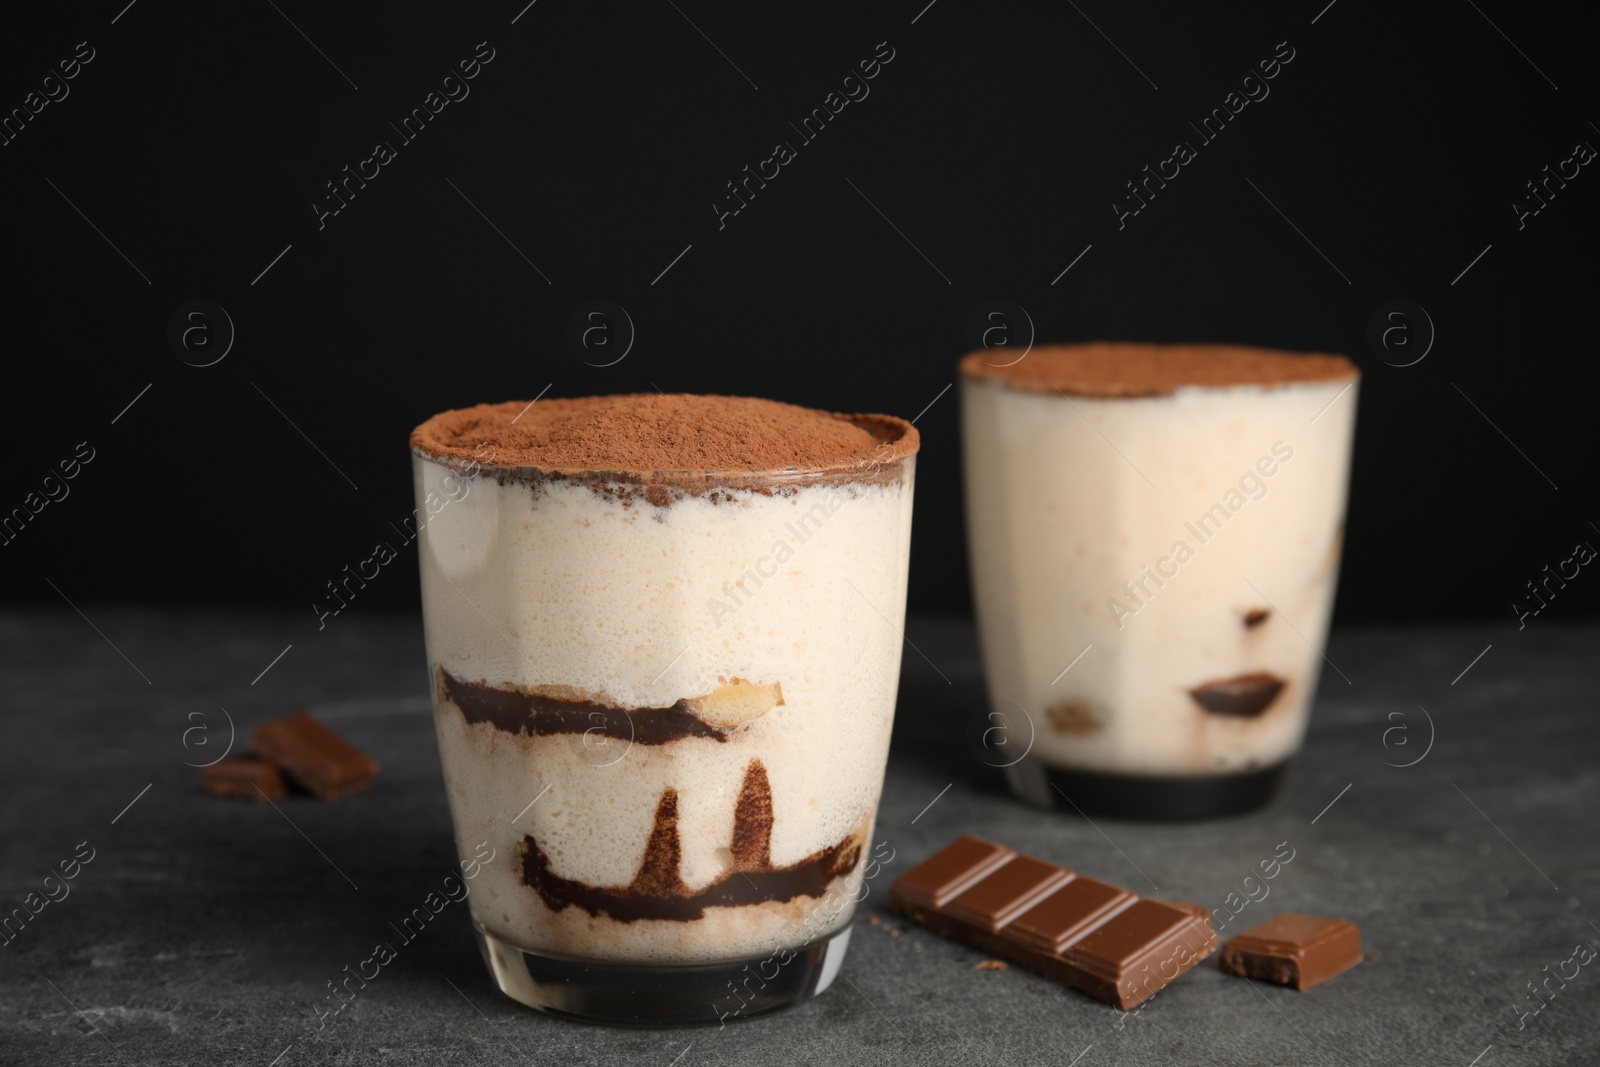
[411,404,917,1024]
[960,344,1358,819]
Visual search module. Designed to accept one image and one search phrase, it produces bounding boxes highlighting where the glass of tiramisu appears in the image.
[410,394,918,1024]
[960,343,1358,818]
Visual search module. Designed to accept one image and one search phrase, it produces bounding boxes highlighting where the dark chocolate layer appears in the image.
[521,759,863,923]
[441,667,730,745]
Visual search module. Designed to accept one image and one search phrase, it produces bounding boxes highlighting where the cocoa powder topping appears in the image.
[411,394,917,478]
[960,342,1359,398]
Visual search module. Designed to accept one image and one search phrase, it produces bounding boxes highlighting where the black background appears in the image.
[1,1,1594,630]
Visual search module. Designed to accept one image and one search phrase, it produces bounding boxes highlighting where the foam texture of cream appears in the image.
[962,377,1356,775]
[416,457,915,962]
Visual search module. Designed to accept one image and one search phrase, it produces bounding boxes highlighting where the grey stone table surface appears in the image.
[1,608,1596,1066]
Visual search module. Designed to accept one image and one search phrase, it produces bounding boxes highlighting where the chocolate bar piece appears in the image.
[892,835,1015,910]
[890,835,1215,1009]
[251,712,380,800]
[1219,914,1362,990]
[201,756,288,801]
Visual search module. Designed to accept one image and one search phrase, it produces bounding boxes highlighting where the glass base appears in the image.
[1003,757,1289,819]
[474,923,852,1027]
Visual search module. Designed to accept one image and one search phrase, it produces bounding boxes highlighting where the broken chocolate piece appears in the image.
[201,756,287,801]
[891,835,1215,1009]
[250,712,380,800]
[1219,913,1362,990]
[1189,672,1286,717]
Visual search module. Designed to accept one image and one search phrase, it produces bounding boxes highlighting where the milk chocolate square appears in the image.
[201,756,287,801]
[1063,899,1217,1007]
[892,835,1015,911]
[1219,914,1362,990]
[251,712,380,800]
[943,856,1072,933]
[1002,875,1134,953]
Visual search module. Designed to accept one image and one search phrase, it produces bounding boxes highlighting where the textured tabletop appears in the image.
[1,609,1595,1066]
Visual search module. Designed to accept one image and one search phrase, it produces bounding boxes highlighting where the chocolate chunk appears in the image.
[1188,672,1286,717]
[1219,914,1362,990]
[891,836,1215,1009]
[1243,608,1270,628]
[201,756,287,801]
[250,712,380,800]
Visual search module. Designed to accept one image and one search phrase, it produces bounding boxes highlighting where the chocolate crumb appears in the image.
[1243,608,1270,628]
